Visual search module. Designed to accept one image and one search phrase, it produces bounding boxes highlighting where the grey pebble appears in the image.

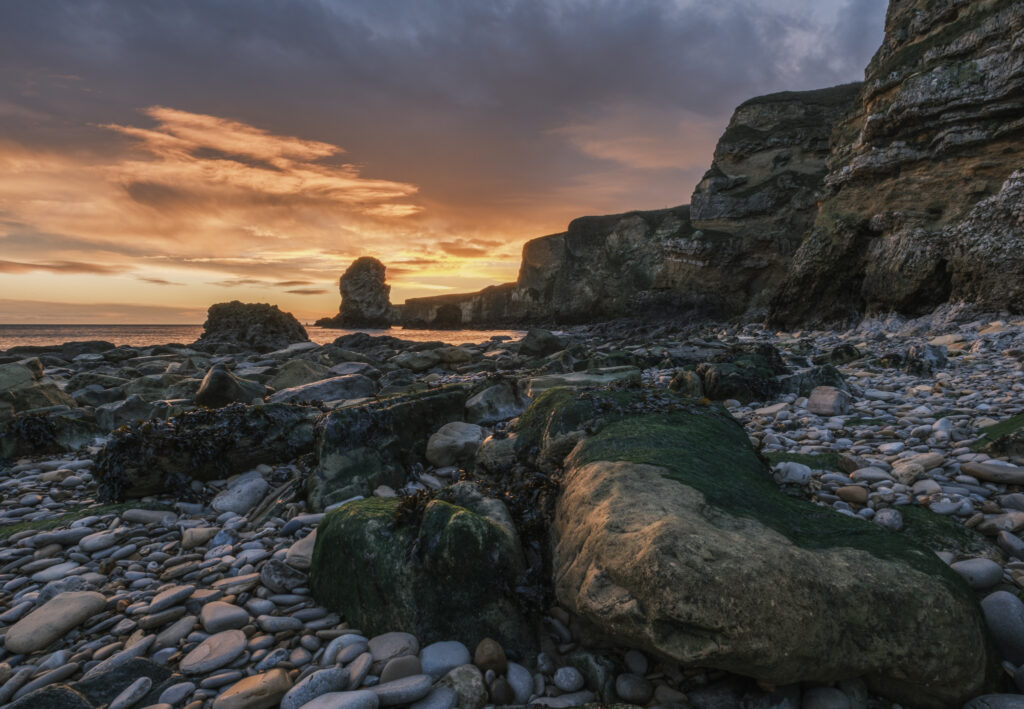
[281,666,350,709]
[553,667,584,693]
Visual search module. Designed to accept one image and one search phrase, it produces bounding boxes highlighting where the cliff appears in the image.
[769,0,1024,326]
[402,85,860,327]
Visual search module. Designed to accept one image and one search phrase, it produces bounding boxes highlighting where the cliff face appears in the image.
[402,86,860,327]
[770,0,1024,326]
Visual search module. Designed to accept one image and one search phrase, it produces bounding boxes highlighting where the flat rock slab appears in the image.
[180,629,247,674]
[521,367,641,399]
[4,591,106,654]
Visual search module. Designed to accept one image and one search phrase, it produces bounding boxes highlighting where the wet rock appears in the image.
[95,403,316,500]
[195,365,266,408]
[309,387,468,510]
[194,301,309,353]
[542,388,998,707]
[310,496,534,655]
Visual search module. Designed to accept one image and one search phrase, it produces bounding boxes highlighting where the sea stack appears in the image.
[317,256,393,328]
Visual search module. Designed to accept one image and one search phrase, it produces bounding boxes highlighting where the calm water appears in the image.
[0,324,526,351]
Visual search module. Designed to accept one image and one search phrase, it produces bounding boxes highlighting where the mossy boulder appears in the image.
[309,495,535,656]
[95,403,317,500]
[534,388,999,708]
[309,386,468,510]
[697,350,784,402]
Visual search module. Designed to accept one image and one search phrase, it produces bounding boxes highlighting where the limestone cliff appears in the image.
[770,0,1024,326]
[402,85,860,327]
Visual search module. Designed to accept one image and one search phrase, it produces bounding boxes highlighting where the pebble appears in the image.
[615,673,653,704]
[951,558,1004,589]
[281,666,350,709]
[299,689,381,709]
[212,667,293,709]
[420,641,472,679]
[201,601,250,632]
[108,676,153,709]
[553,666,585,692]
[370,674,434,706]
[4,591,107,654]
[180,629,248,674]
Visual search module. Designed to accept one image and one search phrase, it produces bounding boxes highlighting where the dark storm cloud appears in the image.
[0,0,886,201]
[0,0,887,319]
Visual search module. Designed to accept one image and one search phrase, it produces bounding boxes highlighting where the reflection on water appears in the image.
[0,324,526,351]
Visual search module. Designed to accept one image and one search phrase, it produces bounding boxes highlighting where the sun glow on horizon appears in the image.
[0,106,531,322]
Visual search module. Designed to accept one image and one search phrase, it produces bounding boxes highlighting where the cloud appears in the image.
[285,287,329,295]
[0,0,887,321]
[274,280,315,287]
[0,259,121,274]
[135,275,185,286]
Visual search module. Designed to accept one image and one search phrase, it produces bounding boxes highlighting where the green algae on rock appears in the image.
[529,387,999,708]
[309,495,536,656]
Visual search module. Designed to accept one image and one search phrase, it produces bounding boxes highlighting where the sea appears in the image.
[0,324,526,351]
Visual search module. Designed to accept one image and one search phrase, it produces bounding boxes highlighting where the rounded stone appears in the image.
[4,591,107,654]
[615,673,653,704]
[281,666,350,709]
[211,668,292,709]
[200,602,250,633]
[951,558,1004,590]
[379,655,422,684]
[179,629,248,674]
[553,667,584,693]
[473,638,507,675]
[505,662,533,704]
[370,674,433,707]
[410,686,458,709]
[299,689,381,709]
[981,591,1024,665]
[420,641,471,680]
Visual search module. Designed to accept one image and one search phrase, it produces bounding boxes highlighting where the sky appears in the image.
[0,0,887,323]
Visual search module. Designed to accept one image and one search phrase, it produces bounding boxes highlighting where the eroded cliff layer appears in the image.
[770,0,1024,327]
[403,85,860,327]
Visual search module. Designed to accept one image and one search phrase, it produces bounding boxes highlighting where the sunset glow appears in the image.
[0,0,886,323]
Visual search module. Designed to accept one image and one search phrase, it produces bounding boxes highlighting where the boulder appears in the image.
[310,495,534,655]
[426,422,486,468]
[318,256,393,328]
[194,301,309,353]
[195,364,266,408]
[465,382,525,425]
[697,348,787,403]
[532,388,998,707]
[309,387,468,510]
[267,359,331,391]
[95,403,317,500]
[0,359,76,413]
[95,394,155,431]
[517,329,565,358]
[0,413,101,459]
[268,374,377,405]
